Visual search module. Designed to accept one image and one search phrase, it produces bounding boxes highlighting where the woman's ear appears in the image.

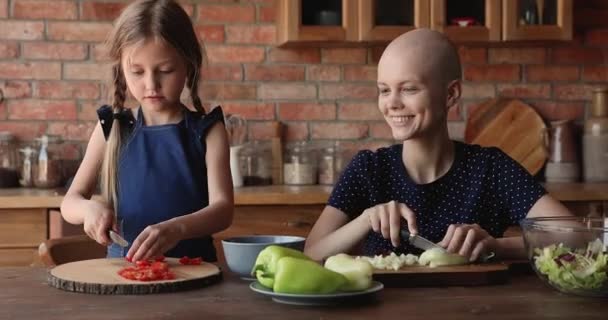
[446,79,462,109]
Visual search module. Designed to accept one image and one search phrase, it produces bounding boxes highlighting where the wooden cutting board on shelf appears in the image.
[464,98,547,175]
[48,258,222,295]
[373,263,509,287]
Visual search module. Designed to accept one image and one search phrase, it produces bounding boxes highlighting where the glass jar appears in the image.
[283,141,317,185]
[239,140,273,186]
[19,147,35,187]
[0,132,19,188]
[33,135,63,188]
[318,144,348,185]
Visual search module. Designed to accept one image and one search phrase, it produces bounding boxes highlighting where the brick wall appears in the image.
[0,0,607,164]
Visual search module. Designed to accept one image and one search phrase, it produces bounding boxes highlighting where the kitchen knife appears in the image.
[109,230,129,248]
[400,229,495,262]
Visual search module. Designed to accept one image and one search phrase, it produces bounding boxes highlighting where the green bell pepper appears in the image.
[324,253,374,291]
[273,257,348,294]
[251,245,311,289]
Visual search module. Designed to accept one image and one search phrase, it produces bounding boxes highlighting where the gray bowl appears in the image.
[221,235,306,280]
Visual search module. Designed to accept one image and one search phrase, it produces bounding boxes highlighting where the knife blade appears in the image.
[400,229,495,262]
[109,230,129,248]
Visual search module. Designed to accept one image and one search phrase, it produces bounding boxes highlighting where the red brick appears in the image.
[338,102,382,120]
[0,0,6,17]
[526,66,580,81]
[54,142,83,160]
[22,42,87,60]
[79,101,101,121]
[48,122,96,141]
[245,65,305,81]
[319,84,377,100]
[370,122,393,139]
[37,81,100,100]
[497,84,551,99]
[198,4,255,23]
[1,81,31,98]
[64,63,109,81]
[278,103,336,120]
[0,21,44,40]
[461,83,495,99]
[307,65,340,81]
[91,44,111,62]
[488,48,546,64]
[222,102,274,120]
[463,65,520,82]
[258,5,276,23]
[13,0,77,19]
[0,122,46,140]
[0,102,5,120]
[370,46,387,64]
[322,48,367,64]
[458,47,487,64]
[226,25,275,44]
[196,25,225,43]
[554,84,596,100]
[311,122,368,140]
[586,29,608,46]
[201,65,242,81]
[7,99,77,120]
[248,121,297,140]
[259,83,316,100]
[268,48,321,64]
[81,1,127,20]
[551,47,604,64]
[0,42,18,58]
[206,46,265,63]
[47,22,113,42]
[582,66,608,82]
[343,65,377,81]
[202,83,256,100]
[0,62,61,80]
[283,122,308,142]
[533,101,585,121]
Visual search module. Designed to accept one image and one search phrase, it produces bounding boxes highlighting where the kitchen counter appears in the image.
[0,182,607,208]
[0,267,606,320]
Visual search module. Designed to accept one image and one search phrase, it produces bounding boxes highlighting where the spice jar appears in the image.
[0,132,19,188]
[239,140,273,186]
[19,147,35,187]
[283,141,317,185]
[317,144,348,185]
[33,135,63,188]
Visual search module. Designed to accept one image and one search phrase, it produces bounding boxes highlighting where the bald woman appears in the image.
[304,29,572,262]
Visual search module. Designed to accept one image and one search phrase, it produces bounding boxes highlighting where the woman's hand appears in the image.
[362,200,418,247]
[127,220,184,262]
[83,200,115,246]
[438,224,497,262]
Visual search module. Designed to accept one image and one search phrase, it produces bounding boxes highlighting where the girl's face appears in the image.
[377,49,449,142]
[121,38,187,111]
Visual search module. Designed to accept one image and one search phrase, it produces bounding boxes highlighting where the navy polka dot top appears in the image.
[327,141,546,256]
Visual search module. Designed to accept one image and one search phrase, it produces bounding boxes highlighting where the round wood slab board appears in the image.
[48,258,222,295]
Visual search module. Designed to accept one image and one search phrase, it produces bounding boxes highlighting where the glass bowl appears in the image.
[520,216,608,297]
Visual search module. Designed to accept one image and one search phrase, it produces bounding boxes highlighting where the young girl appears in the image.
[304,28,573,262]
[61,0,233,263]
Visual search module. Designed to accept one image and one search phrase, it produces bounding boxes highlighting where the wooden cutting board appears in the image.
[464,98,547,175]
[48,258,222,295]
[373,263,509,287]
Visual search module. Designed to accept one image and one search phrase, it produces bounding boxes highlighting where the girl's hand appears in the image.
[83,201,115,246]
[127,220,184,262]
[438,224,498,262]
[362,200,418,248]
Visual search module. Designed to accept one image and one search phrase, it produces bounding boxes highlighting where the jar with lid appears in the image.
[317,143,347,185]
[0,132,19,188]
[33,135,63,188]
[283,141,317,185]
[239,140,273,186]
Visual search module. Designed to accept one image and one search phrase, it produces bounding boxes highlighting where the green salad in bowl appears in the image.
[521,217,608,297]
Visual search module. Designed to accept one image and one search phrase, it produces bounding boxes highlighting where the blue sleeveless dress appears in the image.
[97,105,224,262]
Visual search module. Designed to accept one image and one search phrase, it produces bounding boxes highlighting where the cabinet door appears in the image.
[503,0,572,40]
[358,0,430,42]
[277,0,357,46]
[431,0,501,42]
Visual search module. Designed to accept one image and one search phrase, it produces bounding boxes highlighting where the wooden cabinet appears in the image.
[276,0,572,45]
[0,208,47,267]
[503,0,573,40]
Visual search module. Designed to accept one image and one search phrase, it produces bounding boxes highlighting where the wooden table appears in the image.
[1,267,606,320]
